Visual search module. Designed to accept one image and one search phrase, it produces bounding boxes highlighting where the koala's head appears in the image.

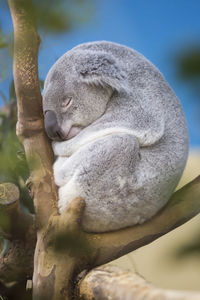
[43,49,126,141]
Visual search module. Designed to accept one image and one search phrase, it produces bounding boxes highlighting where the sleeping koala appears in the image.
[43,41,189,233]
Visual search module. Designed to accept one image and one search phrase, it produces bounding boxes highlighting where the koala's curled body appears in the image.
[43,41,189,232]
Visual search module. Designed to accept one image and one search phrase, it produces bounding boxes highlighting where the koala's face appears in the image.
[43,72,112,141]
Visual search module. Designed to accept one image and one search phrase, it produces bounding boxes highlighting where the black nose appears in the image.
[44,110,64,141]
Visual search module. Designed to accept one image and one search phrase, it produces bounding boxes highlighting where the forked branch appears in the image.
[1,177,200,298]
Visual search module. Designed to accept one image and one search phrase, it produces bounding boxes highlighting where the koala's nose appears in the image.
[44,110,65,141]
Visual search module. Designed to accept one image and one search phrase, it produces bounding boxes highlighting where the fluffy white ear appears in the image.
[75,50,127,92]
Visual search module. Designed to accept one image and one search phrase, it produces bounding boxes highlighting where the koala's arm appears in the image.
[52,139,75,157]
[52,126,122,157]
[52,131,92,157]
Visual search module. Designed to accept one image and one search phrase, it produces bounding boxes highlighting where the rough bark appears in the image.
[78,265,200,300]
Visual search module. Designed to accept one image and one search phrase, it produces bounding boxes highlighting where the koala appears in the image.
[43,41,189,233]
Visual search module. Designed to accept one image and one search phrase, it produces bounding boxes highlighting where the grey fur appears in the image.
[43,41,189,233]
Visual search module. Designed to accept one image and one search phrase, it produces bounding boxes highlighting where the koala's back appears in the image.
[69,41,188,145]
[72,41,188,180]
[52,41,189,232]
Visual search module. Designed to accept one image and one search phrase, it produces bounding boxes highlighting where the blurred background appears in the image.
[0,0,200,292]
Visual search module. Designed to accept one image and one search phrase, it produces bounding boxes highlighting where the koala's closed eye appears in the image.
[61,97,73,111]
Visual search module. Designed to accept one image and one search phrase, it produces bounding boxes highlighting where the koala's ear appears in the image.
[75,51,127,92]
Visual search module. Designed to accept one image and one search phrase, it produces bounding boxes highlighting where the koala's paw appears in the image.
[52,141,60,156]
[58,179,82,214]
[52,140,75,157]
[52,141,69,156]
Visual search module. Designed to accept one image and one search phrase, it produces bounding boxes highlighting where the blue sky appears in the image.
[1,0,200,146]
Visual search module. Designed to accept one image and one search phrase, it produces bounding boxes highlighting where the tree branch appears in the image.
[0,183,36,287]
[8,0,58,228]
[30,177,200,299]
[78,265,200,300]
[1,176,200,298]
[0,183,34,239]
[8,1,60,298]
[86,175,200,266]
